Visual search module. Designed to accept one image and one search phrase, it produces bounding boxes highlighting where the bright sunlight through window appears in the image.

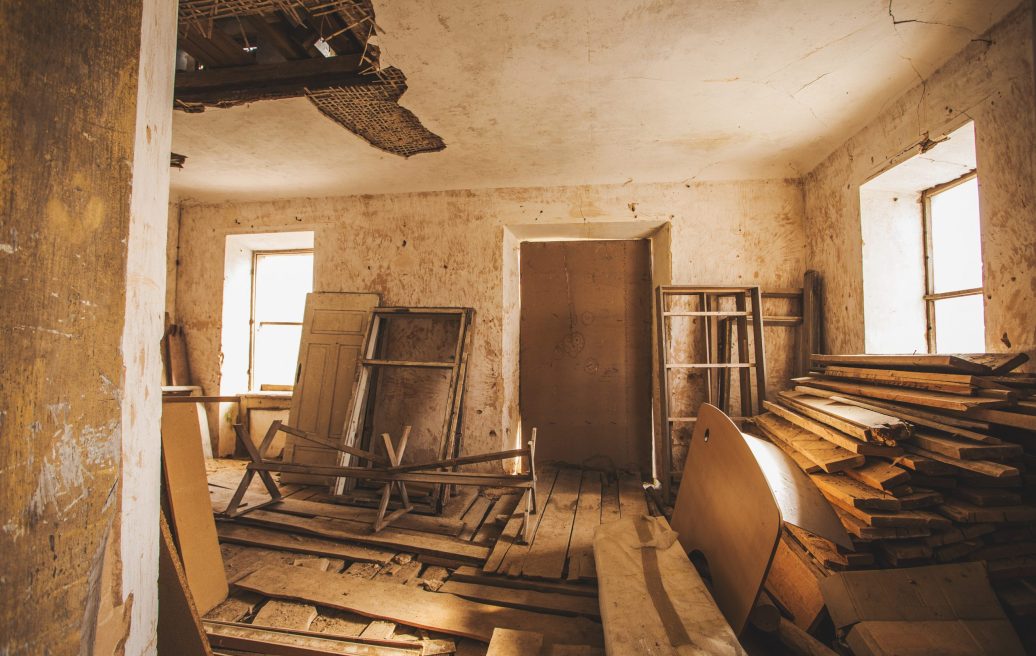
[251,250,313,390]
[924,174,985,353]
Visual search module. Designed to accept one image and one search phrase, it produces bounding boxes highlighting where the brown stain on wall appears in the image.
[175,178,806,464]
[0,1,144,652]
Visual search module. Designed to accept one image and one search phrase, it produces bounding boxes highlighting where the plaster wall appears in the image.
[0,0,175,653]
[804,3,1036,365]
[176,179,805,463]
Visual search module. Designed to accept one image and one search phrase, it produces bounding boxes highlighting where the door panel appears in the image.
[282,292,379,484]
[519,240,652,472]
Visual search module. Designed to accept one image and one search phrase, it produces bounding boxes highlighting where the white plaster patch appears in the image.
[0,243,15,254]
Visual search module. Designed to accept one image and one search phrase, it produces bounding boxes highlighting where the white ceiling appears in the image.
[170,0,1022,203]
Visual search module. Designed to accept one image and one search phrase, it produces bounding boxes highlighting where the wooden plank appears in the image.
[938,499,1036,524]
[752,422,821,473]
[522,468,582,579]
[159,514,214,656]
[763,402,898,457]
[269,498,465,536]
[844,461,910,492]
[216,522,394,564]
[282,292,379,484]
[449,566,598,598]
[162,404,228,615]
[911,432,1023,460]
[799,377,1010,412]
[566,470,602,581]
[617,471,648,517]
[482,492,531,574]
[836,508,931,540]
[238,510,490,564]
[253,599,318,631]
[473,494,520,545]
[811,353,1027,375]
[779,391,909,445]
[754,413,865,472]
[763,534,827,632]
[823,494,951,529]
[236,564,604,646]
[961,407,1036,431]
[203,621,421,656]
[904,445,1020,479]
[819,365,979,394]
[438,580,600,618]
[795,386,998,438]
[458,496,493,541]
[889,453,954,475]
[810,474,901,511]
[496,469,560,576]
[594,516,745,655]
[600,474,621,524]
[174,54,370,108]
[486,628,544,656]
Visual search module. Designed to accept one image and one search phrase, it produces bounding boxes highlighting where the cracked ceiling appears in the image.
[170,0,1023,203]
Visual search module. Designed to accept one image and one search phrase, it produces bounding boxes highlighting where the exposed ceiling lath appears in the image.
[178,0,376,31]
[306,67,445,158]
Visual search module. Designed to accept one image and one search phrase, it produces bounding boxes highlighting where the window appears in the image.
[250,250,313,390]
[922,172,984,353]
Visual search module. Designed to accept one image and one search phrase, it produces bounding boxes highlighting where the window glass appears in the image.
[934,294,985,353]
[929,178,982,293]
[252,252,313,388]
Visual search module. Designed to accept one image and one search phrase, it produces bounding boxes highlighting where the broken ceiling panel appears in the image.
[175,0,444,157]
[306,67,445,158]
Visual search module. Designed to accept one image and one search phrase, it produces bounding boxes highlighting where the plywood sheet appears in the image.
[670,404,781,634]
[284,292,379,483]
[162,404,228,615]
[520,240,652,472]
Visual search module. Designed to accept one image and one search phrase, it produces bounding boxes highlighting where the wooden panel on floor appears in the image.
[594,516,745,655]
[617,471,648,517]
[449,566,598,598]
[522,468,582,579]
[474,494,520,545]
[163,404,229,615]
[236,564,604,646]
[567,470,602,581]
[237,510,491,564]
[600,473,621,524]
[216,522,394,564]
[486,628,544,656]
[252,599,318,631]
[492,468,560,575]
[439,580,600,618]
[159,514,214,656]
[203,621,422,656]
[458,495,493,541]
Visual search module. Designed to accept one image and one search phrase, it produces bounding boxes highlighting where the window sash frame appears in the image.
[248,248,314,391]
[921,169,980,353]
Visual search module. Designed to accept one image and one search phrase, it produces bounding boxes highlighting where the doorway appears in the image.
[519,240,653,471]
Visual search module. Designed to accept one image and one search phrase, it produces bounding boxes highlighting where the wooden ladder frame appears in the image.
[656,286,768,500]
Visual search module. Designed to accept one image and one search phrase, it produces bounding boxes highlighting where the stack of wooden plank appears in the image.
[749,353,1036,642]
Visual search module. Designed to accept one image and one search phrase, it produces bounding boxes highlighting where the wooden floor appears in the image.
[205,459,649,655]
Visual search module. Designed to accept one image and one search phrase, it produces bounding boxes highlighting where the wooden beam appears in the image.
[174,54,370,109]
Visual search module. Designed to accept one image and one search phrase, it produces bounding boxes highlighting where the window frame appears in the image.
[921,169,982,353]
[248,248,314,391]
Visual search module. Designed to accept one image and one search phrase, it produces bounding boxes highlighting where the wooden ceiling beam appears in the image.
[178,23,255,68]
[246,14,309,60]
[174,53,370,109]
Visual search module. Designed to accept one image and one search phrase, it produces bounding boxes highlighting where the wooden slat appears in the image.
[844,461,910,492]
[810,474,902,511]
[754,414,865,473]
[215,523,393,564]
[566,470,602,581]
[600,474,621,524]
[236,564,604,646]
[203,621,421,656]
[810,353,1028,375]
[799,377,1011,412]
[911,432,1023,460]
[904,445,1020,479]
[438,580,600,618]
[778,390,909,444]
[496,469,560,576]
[449,566,598,598]
[617,471,649,517]
[823,494,951,529]
[237,510,490,564]
[521,468,582,579]
[486,628,544,656]
[458,496,493,542]
[819,365,979,394]
[763,402,900,457]
[594,516,745,655]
